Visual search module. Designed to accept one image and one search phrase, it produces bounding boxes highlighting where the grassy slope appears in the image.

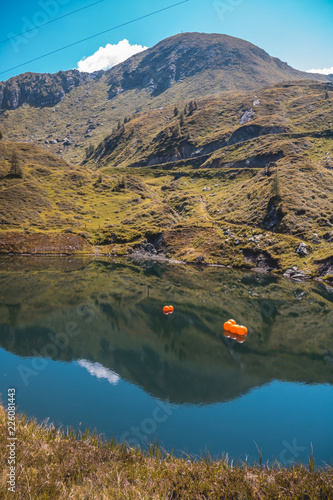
[0,81,332,278]
[1,404,332,500]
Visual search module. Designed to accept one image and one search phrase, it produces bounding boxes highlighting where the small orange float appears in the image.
[237,325,248,336]
[163,305,174,315]
[230,324,240,334]
[223,321,232,331]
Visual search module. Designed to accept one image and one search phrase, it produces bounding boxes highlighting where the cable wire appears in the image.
[0,0,106,44]
[0,1,189,77]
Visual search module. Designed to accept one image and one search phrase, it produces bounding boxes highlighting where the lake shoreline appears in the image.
[0,238,331,284]
[0,403,331,499]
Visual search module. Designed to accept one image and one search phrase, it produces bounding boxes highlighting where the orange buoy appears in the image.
[223,321,233,331]
[237,325,248,336]
[163,305,174,315]
[228,319,236,325]
[230,324,240,334]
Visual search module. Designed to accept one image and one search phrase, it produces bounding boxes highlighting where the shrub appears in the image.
[8,151,23,178]
[271,172,281,199]
[173,123,181,137]
[85,144,94,157]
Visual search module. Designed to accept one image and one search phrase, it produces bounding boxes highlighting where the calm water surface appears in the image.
[0,256,332,466]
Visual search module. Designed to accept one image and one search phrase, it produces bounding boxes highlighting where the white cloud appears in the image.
[77,39,148,73]
[306,66,333,75]
[77,359,120,385]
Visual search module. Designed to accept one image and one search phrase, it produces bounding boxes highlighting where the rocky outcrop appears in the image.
[263,197,284,230]
[0,70,103,109]
[296,242,308,256]
[242,249,279,272]
[315,256,333,279]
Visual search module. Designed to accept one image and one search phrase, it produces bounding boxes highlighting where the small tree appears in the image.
[271,172,281,199]
[174,106,179,117]
[9,151,23,178]
[179,111,184,126]
[173,123,181,137]
[188,101,194,115]
[0,130,3,141]
[117,120,122,130]
[325,91,329,100]
[85,144,94,157]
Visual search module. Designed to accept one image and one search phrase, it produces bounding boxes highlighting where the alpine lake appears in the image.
[0,255,332,467]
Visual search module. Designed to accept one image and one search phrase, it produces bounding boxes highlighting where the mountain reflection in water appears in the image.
[0,256,332,463]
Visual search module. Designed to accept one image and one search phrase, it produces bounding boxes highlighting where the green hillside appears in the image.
[0,80,332,278]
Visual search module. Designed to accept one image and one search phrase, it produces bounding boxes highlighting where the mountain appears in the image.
[104,32,329,98]
[0,32,330,163]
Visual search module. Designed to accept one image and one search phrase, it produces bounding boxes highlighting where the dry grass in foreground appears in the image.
[0,404,332,499]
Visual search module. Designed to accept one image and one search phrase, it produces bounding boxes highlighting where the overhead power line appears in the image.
[0,0,106,44]
[0,0,189,77]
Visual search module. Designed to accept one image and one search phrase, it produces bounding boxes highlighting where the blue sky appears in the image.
[0,0,332,81]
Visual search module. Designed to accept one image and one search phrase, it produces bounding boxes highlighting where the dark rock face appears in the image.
[316,257,333,278]
[227,125,286,146]
[242,249,279,272]
[263,197,284,230]
[0,70,103,110]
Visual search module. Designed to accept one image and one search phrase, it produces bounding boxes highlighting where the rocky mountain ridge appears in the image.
[0,33,330,112]
[0,69,103,110]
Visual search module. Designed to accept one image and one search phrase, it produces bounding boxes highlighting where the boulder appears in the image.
[296,242,308,256]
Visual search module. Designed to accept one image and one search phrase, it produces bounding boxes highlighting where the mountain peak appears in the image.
[105,31,328,98]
